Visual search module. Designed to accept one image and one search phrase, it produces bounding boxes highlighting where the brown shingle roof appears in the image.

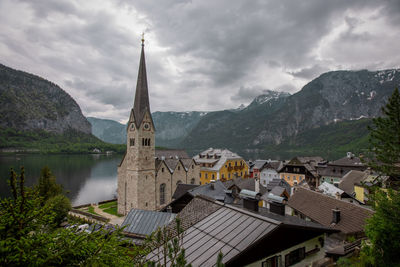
[339,170,369,196]
[330,156,364,167]
[288,187,373,234]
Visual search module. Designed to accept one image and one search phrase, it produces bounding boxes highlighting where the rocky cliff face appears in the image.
[0,64,91,134]
[180,69,400,155]
[152,111,207,147]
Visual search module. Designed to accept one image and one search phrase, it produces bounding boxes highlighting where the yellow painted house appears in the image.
[193,148,249,184]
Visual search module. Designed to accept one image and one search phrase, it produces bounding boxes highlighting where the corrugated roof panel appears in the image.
[226,219,263,249]
[122,209,176,236]
[235,222,271,251]
[213,214,247,241]
[190,239,227,266]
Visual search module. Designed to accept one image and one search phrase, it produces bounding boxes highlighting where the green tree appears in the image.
[367,87,400,182]
[358,88,400,266]
[37,166,63,203]
[0,167,134,266]
[360,190,400,266]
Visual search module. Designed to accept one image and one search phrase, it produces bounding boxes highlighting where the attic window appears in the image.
[178,166,180,170]
[162,168,164,173]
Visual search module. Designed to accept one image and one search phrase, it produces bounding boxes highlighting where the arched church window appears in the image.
[130,138,135,146]
[160,183,166,205]
[176,180,182,185]
[190,178,195,184]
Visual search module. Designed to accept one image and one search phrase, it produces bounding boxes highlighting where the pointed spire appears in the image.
[133,36,151,128]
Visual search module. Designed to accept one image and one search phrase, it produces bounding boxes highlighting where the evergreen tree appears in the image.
[360,189,400,266]
[359,88,400,266]
[367,88,400,183]
[37,166,63,204]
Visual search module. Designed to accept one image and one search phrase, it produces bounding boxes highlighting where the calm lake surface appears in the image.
[0,154,122,206]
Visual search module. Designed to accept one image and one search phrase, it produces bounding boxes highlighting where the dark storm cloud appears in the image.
[0,0,399,121]
[128,0,387,86]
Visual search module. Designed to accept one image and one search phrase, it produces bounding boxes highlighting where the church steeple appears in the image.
[132,37,151,128]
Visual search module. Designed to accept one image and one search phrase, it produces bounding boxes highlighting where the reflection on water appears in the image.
[0,154,122,206]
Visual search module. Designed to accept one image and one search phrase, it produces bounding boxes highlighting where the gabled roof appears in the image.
[252,160,268,170]
[223,178,255,192]
[270,186,287,197]
[172,183,199,200]
[188,180,233,203]
[164,158,179,173]
[262,160,283,172]
[193,148,245,171]
[147,196,336,266]
[155,149,189,160]
[288,187,373,234]
[318,182,345,197]
[330,156,364,167]
[132,43,151,128]
[266,178,291,193]
[180,158,194,171]
[121,209,176,238]
[339,170,369,196]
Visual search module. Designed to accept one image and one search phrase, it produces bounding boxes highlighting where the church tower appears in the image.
[118,38,156,215]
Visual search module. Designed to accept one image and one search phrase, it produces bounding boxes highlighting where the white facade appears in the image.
[260,168,279,187]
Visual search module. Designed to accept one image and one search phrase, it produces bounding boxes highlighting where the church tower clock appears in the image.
[117,37,156,215]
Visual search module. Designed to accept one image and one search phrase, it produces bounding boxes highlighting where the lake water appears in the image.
[0,154,122,206]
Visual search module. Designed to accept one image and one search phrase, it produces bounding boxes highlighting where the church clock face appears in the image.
[143,122,150,130]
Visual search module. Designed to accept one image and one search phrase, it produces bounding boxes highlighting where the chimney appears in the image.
[240,189,260,212]
[210,180,216,190]
[166,206,172,213]
[332,208,341,224]
[267,193,286,216]
[347,152,352,159]
[243,198,259,212]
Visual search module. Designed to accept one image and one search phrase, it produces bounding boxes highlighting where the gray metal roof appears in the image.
[147,204,279,265]
[122,209,176,237]
[146,196,336,266]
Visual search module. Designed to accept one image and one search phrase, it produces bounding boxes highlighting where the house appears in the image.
[121,209,176,244]
[223,177,256,197]
[266,178,291,192]
[260,186,290,209]
[250,160,268,179]
[316,152,366,187]
[147,195,337,266]
[161,180,234,213]
[259,160,283,188]
[318,182,347,199]
[287,187,373,237]
[193,148,249,184]
[279,156,324,188]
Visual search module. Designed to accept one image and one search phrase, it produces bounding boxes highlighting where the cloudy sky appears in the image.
[1,0,399,122]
